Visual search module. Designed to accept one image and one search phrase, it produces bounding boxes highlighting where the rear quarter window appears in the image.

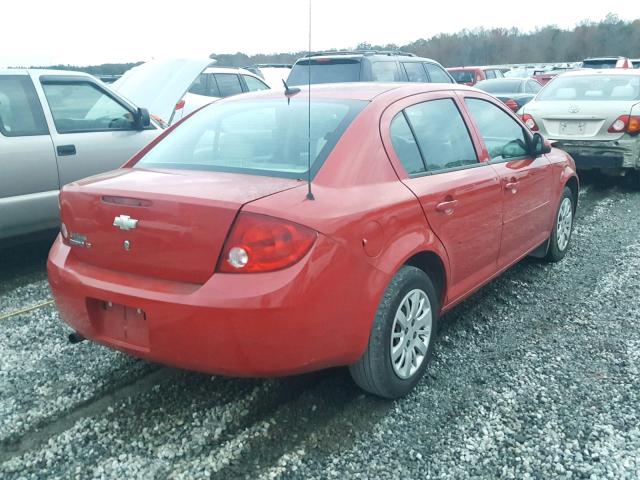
[287,59,361,86]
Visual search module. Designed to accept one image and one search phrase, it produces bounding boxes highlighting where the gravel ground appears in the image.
[0,179,639,479]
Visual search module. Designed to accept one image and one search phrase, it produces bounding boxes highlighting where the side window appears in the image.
[485,69,496,79]
[495,70,504,78]
[465,98,529,161]
[42,81,135,133]
[0,76,48,136]
[243,75,269,92]
[188,74,208,95]
[371,62,401,82]
[527,81,542,94]
[390,113,424,174]
[404,98,478,172]
[402,63,428,83]
[424,63,453,83]
[214,74,243,97]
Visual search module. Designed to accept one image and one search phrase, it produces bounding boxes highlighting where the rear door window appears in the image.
[371,62,402,82]
[400,98,478,173]
[213,74,243,97]
[0,76,48,136]
[402,63,429,83]
[390,113,424,174]
[424,63,453,83]
[41,81,135,133]
[465,98,529,161]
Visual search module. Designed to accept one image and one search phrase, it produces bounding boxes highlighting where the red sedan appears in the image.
[48,83,578,398]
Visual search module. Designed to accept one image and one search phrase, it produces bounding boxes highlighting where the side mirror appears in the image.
[531,132,552,156]
[133,107,151,130]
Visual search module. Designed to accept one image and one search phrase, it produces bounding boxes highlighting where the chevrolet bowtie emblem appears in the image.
[113,215,138,231]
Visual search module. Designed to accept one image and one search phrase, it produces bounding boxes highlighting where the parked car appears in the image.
[287,50,454,86]
[533,67,574,86]
[447,66,504,86]
[581,57,634,69]
[519,70,640,186]
[0,58,211,241]
[244,64,292,88]
[173,67,270,121]
[49,82,578,399]
[475,78,542,111]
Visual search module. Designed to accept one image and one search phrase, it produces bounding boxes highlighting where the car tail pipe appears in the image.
[68,332,86,344]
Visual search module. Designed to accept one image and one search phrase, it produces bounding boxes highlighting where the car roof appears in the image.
[447,66,487,71]
[299,52,438,63]
[229,82,476,102]
[560,69,640,77]
[0,68,94,77]
[202,66,258,76]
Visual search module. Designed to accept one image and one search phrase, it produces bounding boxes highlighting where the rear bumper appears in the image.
[47,235,387,377]
[551,138,640,170]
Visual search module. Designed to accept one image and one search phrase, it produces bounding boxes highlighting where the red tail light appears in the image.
[218,213,317,273]
[504,99,519,111]
[175,99,185,110]
[607,115,640,135]
[521,113,539,131]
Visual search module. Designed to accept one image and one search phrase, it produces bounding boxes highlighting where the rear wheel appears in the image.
[543,186,574,263]
[349,266,439,399]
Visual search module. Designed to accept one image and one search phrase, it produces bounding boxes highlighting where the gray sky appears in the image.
[1,0,637,67]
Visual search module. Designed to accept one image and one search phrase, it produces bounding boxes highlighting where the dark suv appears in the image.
[287,50,454,86]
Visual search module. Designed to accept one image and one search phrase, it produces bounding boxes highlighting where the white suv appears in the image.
[175,67,270,121]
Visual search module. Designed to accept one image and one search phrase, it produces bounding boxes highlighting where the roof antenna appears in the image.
[305,0,315,200]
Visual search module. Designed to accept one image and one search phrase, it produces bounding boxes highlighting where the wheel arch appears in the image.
[403,250,447,308]
[565,175,579,211]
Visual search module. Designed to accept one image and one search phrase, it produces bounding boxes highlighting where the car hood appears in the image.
[111,58,213,126]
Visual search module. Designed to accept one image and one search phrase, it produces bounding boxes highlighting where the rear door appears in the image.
[381,91,503,302]
[33,74,159,187]
[461,92,553,268]
[0,73,59,238]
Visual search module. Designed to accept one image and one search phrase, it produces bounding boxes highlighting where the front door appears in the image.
[462,94,553,268]
[32,74,159,187]
[382,92,503,302]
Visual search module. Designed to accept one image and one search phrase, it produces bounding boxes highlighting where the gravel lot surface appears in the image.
[1,179,639,479]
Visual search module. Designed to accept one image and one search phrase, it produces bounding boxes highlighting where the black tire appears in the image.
[543,186,575,263]
[349,266,439,399]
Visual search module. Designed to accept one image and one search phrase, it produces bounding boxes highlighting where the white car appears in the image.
[173,67,270,121]
[519,69,640,187]
[0,57,211,241]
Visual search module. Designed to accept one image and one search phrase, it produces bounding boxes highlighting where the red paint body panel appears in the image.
[49,83,578,376]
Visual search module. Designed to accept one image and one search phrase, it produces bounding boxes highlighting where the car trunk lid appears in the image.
[111,58,213,126]
[525,100,639,140]
[60,168,301,284]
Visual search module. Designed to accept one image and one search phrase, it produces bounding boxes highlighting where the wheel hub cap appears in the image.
[390,289,432,380]
[556,197,573,252]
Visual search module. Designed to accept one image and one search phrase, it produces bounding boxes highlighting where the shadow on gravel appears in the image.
[0,232,57,294]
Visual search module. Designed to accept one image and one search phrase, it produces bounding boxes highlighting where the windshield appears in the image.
[450,70,474,83]
[476,79,522,93]
[536,75,640,101]
[135,98,367,179]
[287,59,361,86]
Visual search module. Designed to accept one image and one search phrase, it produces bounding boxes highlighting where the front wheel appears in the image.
[543,186,575,263]
[349,266,439,399]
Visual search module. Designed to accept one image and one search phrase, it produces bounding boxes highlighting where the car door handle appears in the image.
[505,181,519,192]
[435,199,459,214]
[57,144,76,156]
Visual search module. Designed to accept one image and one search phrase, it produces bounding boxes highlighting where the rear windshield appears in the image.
[582,60,617,69]
[450,70,474,83]
[536,75,640,101]
[135,98,367,179]
[476,79,522,93]
[287,59,361,85]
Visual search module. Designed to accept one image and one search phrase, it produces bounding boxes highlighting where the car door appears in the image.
[460,92,553,269]
[0,74,60,239]
[381,91,503,302]
[33,74,159,187]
